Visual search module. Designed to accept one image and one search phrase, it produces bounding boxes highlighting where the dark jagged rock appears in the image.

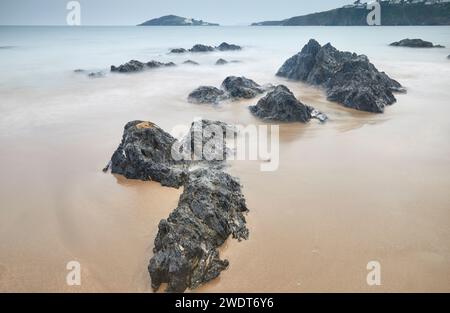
[390,38,445,48]
[109,121,187,187]
[170,48,187,53]
[106,119,248,292]
[277,39,405,113]
[149,167,248,292]
[188,76,272,104]
[249,85,326,123]
[448,55,450,59]
[221,76,266,99]
[183,60,199,65]
[188,86,228,104]
[189,44,215,52]
[215,58,228,65]
[111,60,175,73]
[181,119,236,162]
[217,42,242,51]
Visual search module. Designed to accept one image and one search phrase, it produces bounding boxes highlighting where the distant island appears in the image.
[138,15,219,26]
[252,0,450,26]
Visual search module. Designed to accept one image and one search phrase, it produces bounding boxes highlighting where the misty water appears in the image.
[0,26,449,292]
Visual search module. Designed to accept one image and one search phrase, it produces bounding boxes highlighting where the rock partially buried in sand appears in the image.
[217,42,242,51]
[249,85,327,123]
[277,39,405,113]
[106,119,248,292]
[111,60,175,73]
[109,121,187,187]
[188,86,228,104]
[149,167,249,292]
[390,38,445,48]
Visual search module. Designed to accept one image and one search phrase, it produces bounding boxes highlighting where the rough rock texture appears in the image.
[249,85,326,123]
[217,42,242,51]
[109,121,187,187]
[180,119,236,162]
[447,55,450,59]
[276,39,405,113]
[149,167,249,292]
[111,60,175,73]
[221,76,266,99]
[188,76,272,104]
[188,86,228,104]
[390,38,445,48]
[170,48,187,53]
[106,119,248,292]
[215,58,228,65]
[189,44,215,52]
[183,60,199,65]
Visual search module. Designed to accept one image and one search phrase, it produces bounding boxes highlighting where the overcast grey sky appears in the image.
[0,0,352,26]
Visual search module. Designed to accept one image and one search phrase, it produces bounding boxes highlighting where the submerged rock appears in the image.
[390,38,445,48]
[217,42,242,51]
[74,69,105,78]
[188,86,228,104]
[221,76,266,99]
[111,60,175,73]
[277,39,405,113]
[189,44,215,52]
[249,85,326,123]
[183,60,199,65]
[170,48,187,53]
[149,167,249,292]
[215,58,228,65]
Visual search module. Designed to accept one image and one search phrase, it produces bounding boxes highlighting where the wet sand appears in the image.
[0,45,450,292]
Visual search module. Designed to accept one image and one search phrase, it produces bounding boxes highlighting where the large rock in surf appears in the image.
[221,76,266,99]
[188,86,228,104]
[111,60,175,73]
[276,39,405,113]
[390,38,445,48]
[217,42,242,51]
[249,85,327,123]
[109,121,187,187]
[149,167,248,292]
[188,76,270,104]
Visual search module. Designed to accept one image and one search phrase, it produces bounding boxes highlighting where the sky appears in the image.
[0,0,352,26]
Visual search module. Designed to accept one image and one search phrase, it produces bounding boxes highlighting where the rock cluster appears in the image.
[106,119,248,292]
[277,39,405,113]
[188,76,271,104]
[170,42,242,53]
[390,38,445,48]
[111,60,175,73]
[249,85,327,123]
